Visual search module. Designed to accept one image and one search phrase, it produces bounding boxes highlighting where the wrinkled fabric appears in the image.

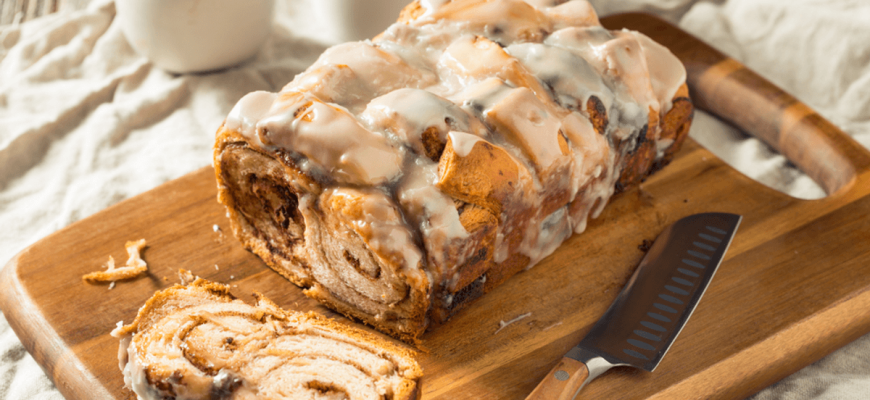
[0,0,868,398]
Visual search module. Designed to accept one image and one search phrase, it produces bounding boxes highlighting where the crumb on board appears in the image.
[495,312,532,334]
[110,320,124,337]
[82,239,148,283]
[213,224,221,233]
[638,239,654,252]
[108,282,115,290]
[178,269,197,285]
[215,264,220,270]
[542,321,563,331]
[230,275,235,279]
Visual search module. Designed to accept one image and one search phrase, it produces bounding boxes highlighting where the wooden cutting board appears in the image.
[3,13,870,400]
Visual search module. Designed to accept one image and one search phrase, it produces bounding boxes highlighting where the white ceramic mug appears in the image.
[116,0,275,74]
[308,0,411,44]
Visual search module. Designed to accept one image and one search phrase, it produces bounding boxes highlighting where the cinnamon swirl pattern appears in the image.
[214,0,694,341]
[112,279,422,400]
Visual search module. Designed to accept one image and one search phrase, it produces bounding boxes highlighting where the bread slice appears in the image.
[112,278,422,400]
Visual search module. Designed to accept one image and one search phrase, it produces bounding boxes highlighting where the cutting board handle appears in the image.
[602,13,870,196]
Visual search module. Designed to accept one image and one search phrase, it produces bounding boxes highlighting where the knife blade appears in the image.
[527,212,741,400]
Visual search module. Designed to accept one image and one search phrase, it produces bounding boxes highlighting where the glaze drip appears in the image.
[219,0,689,336]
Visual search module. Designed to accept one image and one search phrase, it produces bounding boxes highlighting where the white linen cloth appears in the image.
[0,0,868,398]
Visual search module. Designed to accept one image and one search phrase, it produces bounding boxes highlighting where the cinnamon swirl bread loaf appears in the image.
[214,0,693,342]
[112,278,422,400]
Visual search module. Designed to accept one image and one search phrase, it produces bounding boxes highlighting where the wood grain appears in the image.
[2,13,870,400]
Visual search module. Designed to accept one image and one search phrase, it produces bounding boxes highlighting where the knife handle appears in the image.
[526,356,590,400]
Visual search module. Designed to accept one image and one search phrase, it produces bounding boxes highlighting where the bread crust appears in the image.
[214,0,694,340]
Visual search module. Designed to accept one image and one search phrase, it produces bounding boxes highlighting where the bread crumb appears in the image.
[178,269,196,285]
[230,275,235,280]
[638,239,654,252]
[213,224,221,233]
[83,239,148,283]
[108,282,116,290]
[215,264,220,270]
[494,312,532,334]
[110,321,124,337]
[542,321,563,331]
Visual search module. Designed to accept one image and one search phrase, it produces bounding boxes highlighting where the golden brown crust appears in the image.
[451,204,498,291]
[617,84,694,190]
[111,278,233,337]
[586,96,609,135]
[214,1,694,344]
[436,136,523,217]
[216,126,431,342]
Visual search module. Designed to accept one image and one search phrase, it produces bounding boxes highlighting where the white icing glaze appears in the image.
[505,42,612,113]
[281,64,371,112]
[428,0,553,44]
[629,30,687,113]
[257,94,404,185]
[222,0,689,301]
[417,0,450,20]
[450,77,515,118]
[483,86,564,170]
[546,0,601,30]
[360,88,486,153]
[398,158,470,278]
[327,188,425,284]
[545,26,659,119]
[605,30,660,116]
[440,35,553,105]
[224,91,277,146]
[306,41,438,108]
[656,137,675,159]
[447,131,484,157]
[561,111,610,194]
[522,206,572,266]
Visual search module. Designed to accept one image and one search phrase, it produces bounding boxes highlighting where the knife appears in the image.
[527,212,741,400]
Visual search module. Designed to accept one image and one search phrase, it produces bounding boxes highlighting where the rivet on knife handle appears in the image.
[526,213,742,399]
[526,356,589,400]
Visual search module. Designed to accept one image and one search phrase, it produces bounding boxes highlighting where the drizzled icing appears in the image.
[223,0,686,290]
[505,42,612,112]
[225,91,277,148]
[323,187,428,294]
[360,88,487,153]
[257,94,405,185]
[447,131,484,157]
[398,158,470,277]
[304,41,438,110]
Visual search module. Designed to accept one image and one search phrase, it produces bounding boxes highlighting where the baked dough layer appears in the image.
[112,278,422,400]
[214,0,694,342]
